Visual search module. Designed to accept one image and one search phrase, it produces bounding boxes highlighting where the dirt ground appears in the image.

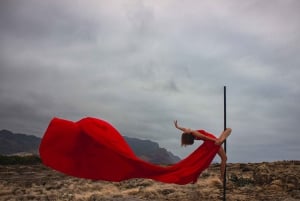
[0,161,299,201]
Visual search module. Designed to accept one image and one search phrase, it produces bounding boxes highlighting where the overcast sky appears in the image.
[1,0,299,162]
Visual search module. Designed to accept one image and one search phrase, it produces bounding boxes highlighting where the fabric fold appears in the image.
[39,117,220,185]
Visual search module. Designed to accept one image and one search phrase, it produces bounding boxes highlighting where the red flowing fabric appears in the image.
[39,117,220,185]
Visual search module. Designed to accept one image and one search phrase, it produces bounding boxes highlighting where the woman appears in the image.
[174,120,231,181]
[40,117,232,184]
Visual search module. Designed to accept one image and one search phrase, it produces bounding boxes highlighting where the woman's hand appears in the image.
[174,120,192,133]
[174,120,179,128]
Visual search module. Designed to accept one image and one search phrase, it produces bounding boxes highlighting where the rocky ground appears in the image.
[0,161,299,201]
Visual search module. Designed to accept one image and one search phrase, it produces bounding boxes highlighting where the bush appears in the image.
[0,155,41,165]
[230,173,254,187]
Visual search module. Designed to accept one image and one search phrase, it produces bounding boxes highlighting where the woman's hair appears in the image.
[181,133,195,146]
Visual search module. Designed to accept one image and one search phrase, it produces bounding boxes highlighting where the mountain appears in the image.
[0,129,180,164]
[124,136,180,164]
[0,130,41,155]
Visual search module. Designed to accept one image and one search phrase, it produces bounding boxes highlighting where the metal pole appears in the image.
[223,86,227,201]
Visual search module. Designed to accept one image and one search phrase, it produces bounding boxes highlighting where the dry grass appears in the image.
[0,161,299,201]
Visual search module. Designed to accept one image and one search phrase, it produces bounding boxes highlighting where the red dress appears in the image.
[39,117,221,185]
[195,129,217,140]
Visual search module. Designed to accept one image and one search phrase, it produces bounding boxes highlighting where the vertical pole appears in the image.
[223,86,227,201]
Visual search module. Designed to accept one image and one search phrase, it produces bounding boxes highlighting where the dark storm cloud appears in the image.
[0,0,299,162]
[0,0,99,42]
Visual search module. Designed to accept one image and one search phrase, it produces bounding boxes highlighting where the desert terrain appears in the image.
[0,161,299,201]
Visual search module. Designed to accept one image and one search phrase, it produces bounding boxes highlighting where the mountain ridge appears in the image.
[0,129,180,164]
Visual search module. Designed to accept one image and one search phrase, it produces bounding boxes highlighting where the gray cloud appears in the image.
[1,0,299,162]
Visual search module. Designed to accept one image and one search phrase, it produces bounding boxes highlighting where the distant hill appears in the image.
[124,136,180,164]
[0,130,41,155]
[0,129,180,164]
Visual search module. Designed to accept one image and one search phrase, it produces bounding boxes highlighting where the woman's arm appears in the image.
[174,120,216,142]
[174,120,192,133]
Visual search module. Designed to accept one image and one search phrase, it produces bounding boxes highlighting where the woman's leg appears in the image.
[215,128,232,145]
[217,146,227,182]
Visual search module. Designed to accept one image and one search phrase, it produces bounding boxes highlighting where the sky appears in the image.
[0,0,299,163]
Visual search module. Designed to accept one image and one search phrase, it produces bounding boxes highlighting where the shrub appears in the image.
[230,173,254,187]
[0,155,41,165]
